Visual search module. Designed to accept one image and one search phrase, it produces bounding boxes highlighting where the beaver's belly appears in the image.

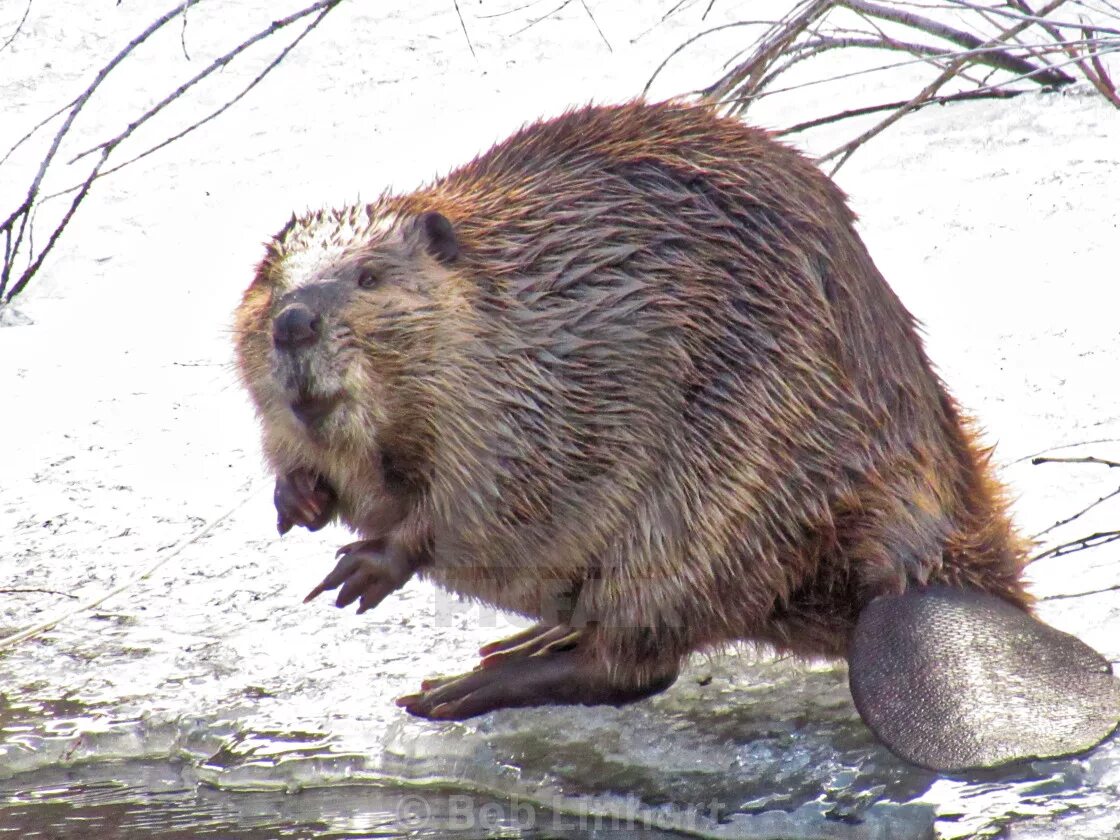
[420,562,581,624]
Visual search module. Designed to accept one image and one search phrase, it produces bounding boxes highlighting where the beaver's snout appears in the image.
[273,303,321,349]
[269,293,346,429]
[290,393,342,426]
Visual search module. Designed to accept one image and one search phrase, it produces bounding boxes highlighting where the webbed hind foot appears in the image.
[397,648,678,720]
[477,623,581,669]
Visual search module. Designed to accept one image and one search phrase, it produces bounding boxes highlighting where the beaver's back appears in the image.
[371,102,1028,656]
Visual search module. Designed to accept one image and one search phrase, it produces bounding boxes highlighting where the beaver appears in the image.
[234,100,1120,772]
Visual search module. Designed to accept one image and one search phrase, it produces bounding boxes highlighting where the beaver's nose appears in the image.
[273,304,321,349]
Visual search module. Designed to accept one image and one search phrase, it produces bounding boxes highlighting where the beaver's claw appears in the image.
[304,539,414,614]
[275,468,337,535]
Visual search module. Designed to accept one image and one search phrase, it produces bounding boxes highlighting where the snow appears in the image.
[1,1,1118,838]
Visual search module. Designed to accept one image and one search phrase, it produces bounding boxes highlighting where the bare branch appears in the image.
[717,37,1106,110]
[1031,455,1120,468]
[947,0,1120,36]
[1,0,206,301]
[707,0,837,112]
[666,0,1119,169]
[1,0,345,305]
[1013,439,1120,464]
[3,148,109,302]
[50,2,340,197]
[817,0,1070,173]
[1083,24,1120,104]
[841,0,1076,85]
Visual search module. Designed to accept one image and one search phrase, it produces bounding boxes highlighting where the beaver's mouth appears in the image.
[289,392,342,427]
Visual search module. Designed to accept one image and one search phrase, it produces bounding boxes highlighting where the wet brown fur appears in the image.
[235,100,1031,690]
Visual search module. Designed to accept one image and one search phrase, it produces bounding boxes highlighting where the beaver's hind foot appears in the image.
[477,623,581,669]
[396,648,678,720]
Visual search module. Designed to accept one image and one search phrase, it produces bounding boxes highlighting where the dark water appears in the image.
[0,761,689,839]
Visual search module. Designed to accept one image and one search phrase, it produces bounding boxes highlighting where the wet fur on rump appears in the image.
[235,100,1031,688]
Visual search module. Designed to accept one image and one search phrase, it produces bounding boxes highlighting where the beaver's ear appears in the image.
[414,211,459,265]
[848,586,1120,772]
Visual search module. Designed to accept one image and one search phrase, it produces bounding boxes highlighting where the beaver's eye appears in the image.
[357,268,380,289]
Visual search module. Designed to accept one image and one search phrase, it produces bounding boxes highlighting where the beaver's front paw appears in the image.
[275,468,337,535]
[303,539,416,614]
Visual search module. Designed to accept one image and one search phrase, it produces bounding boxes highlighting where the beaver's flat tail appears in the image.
[848,585,1120,772]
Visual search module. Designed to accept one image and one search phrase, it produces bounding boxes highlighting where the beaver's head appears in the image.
[235,205,466,455]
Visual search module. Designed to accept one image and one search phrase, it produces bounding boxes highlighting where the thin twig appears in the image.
[0,481,266,651]
[513,0,577,37]
[1039,583,1120,600]
[0,588,80,599]
[476,0,552,20]
[777,87,1027,135]
[1018,0,1120,104]
[1032,486,1120,539]
[708,0,837,111]
[452,0,476,57]
[643,20,776,97]
[752,35,955,101]
[631,0,697,42]
[0,0,33,53]
[1030,530,1120,563]
[579,0,612,51]
[0,97,78,169]
[179,0,191,60]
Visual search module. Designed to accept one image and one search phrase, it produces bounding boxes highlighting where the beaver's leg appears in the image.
[849,585,1120,771]
[274,468,337,535]
[304,539,419,614]
[396,643,679,720]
